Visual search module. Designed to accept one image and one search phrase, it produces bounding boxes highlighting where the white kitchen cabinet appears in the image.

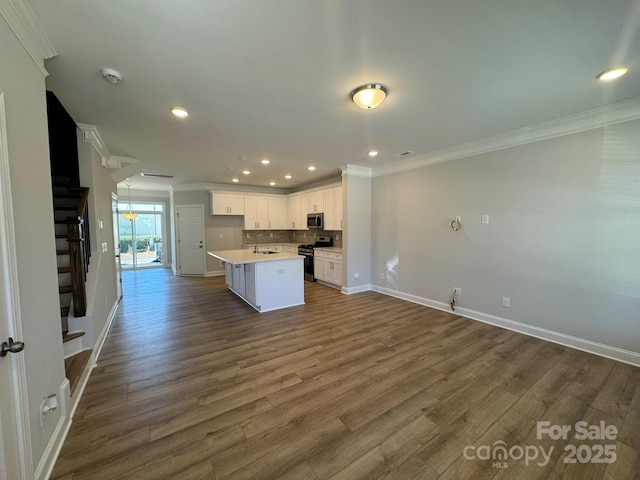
[314,250,342,287]
[268,196,287,229]
[245,195,287,230]
[287,193,309,230]
[245,262,257,305]
[210,191,245,215]
[232,263,246,296]
[244,195,269,230]
[308,190,324,213]
[323,189,335,229]
[333,186,343,231]
[225,262,232,286]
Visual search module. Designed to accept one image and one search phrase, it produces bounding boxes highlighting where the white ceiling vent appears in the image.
[100,68,122,84]
[140,172,174,178]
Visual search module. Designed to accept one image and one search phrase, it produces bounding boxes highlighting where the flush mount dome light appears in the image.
[596,67,628,81]
[100,68,123,84]
[351,83,388,109]
[171,107,189,117]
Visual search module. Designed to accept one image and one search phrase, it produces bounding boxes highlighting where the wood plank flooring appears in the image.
[51,269,640,479]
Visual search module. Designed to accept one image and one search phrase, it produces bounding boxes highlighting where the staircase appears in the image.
[53,176,92,393]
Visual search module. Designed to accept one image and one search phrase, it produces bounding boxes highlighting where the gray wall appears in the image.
[0,13,65,470]
[343,172,372,291]
[172,190,244,273]
[371,120,640,354]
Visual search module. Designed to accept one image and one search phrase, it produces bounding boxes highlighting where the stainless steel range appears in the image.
[298,235,332,281]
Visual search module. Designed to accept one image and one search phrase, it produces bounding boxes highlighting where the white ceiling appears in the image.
[28,0,640,191]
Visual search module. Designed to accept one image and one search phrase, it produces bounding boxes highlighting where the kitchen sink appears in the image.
[260,251,279,255]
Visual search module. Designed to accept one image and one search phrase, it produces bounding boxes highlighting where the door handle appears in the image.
[1,337,25,357]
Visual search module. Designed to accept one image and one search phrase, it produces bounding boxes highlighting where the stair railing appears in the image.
[66,187,90,317]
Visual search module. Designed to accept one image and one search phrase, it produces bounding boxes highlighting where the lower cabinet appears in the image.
[314,250,342,287]
[245,262,257,305]
[225,262,232,287]
[231,263,246,296]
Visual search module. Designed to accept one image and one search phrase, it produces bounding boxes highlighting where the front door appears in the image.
[177,205,205,275]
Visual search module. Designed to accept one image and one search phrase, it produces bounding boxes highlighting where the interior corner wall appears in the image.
[371,119,640,355]
[0,14,66,472]
[342,173,372,290]
[76,132,118,350]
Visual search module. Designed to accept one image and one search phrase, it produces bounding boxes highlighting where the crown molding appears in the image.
[340,164,372,178]
[77,123,110,161]
[373,97,640,178]
[0,0,56,77]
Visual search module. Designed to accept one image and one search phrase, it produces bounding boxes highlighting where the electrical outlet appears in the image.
[502,297,510,308]
[219,233,223,239]
[482,214,489,224]
[454,288,461,296]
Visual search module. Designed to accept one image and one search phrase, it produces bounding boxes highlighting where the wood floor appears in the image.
[51,269,640,480]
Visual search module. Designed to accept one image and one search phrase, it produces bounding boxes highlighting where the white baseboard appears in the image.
[341,283,372,295]
[205,270,224,277]
[372,285,640,367]
[94,297,119,363]
[34,379,71,480]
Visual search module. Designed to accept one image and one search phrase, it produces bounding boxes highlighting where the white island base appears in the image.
[208,250,304,313]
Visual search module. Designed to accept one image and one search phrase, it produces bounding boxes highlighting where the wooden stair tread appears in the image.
[57,249,70,255]
[63,331,85,343]
[55,234,69,239]
[58,266,71,273]
[59,285,72,294]
[61,306,70,317]
[64,349,92,395]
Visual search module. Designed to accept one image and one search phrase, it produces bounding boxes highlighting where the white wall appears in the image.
[371,120,640,358]
[342,169,372,292]
[0,12,65,473]
[76,133,118,352]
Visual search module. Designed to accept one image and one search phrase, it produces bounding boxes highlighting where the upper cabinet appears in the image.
[308,190,324,213]
[244,195,287,230]
[323,186,343,231]
[287,192,309,230]
[210,191,245,215]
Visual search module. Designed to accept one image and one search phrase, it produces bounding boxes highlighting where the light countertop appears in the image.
[313,247,343,253]
[208,249,303,265]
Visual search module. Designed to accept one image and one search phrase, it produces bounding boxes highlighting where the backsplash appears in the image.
[243,230,342,248]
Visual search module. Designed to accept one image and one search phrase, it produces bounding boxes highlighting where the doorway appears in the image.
[118,202,165,269]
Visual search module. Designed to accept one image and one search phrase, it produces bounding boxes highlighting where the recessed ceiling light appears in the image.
[242,170,250,175]
[269,181,276,186]
[232,178,239,183]
[261,159,270,165]
[171,107,189,117]
[368,150,379,157]
[285,174,292,180]
[308,165,316,171]
[596,67,628,81]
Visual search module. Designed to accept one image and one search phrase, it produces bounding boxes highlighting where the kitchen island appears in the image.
[207,249,304,312]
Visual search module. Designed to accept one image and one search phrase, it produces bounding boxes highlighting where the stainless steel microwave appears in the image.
[307,213,324,229]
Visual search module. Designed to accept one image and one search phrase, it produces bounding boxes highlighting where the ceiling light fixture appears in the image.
[285,175,292,180]
[242,170,250,175]
[596,67,628,81]
[368,150,379,157]
[308,165,316,171]
[351,83,388,109]
[261,159,270,165]
[232,178,239,183]
[269,181,276,186]
[171,107,189,117]
[121,184,138,220]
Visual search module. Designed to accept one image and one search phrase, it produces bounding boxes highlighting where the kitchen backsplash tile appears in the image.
[243,230,342,248]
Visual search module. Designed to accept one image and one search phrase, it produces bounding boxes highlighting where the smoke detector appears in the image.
[100,68,123,84]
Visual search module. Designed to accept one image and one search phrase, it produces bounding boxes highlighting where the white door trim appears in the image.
[0,92,33,478]
[175,204,206,275]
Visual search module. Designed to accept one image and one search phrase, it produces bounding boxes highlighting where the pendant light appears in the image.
[121,184,138,220]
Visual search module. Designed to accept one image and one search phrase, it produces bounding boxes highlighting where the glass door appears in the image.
[118,202,164,269]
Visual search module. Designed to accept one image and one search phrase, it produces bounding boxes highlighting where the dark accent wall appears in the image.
[46,91,80,186]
